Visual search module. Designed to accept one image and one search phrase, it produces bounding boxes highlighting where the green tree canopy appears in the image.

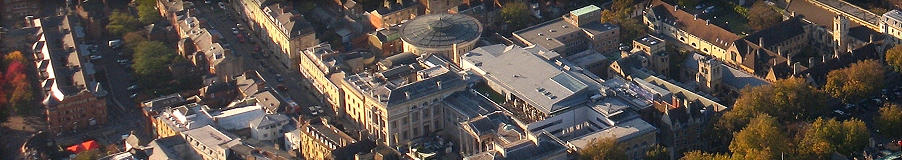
[680,150,730,160]
[717,77,828,133]
[500,1,534,32]
[729,114,791,160]
[644,144,668,160]
[886,45,902,72]
[798,118,869,158]
[748,1,781,31]
[825,59,885,103]
[123,31,148,50]
[132,41,176,93]
[106,11,139,37]
[580,137,628,160]
[877,104,902,139]
[601,0,648,41]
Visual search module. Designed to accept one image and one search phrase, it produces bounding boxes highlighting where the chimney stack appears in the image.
[870,34,874,43]
[706,19,710,25]
[675,5,679,11]
[694,14,698,20]
[759,37,764,47]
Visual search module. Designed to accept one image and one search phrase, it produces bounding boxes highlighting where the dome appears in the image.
[400,13,482,48]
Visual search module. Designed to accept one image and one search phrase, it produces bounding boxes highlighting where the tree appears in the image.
[825,59,884,103]
[748,1,781,31]
[600,0,647,41]
[877,104,902,139]
[680,150,730,160]
[132,41,176,93]
[729,114,791,160]
[123,31,148,50]
[886,45,902,72]
[137,5,160,25]
[106,11,139,37]
[644,144,668,160]
[798,118,869,158]
[580,137,628,160]
[717,77,828,133]
[500,1,534,32]
[3,51,26,66]
[73,149,101,160]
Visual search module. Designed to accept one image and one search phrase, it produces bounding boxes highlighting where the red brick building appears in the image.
[34,15,109,134]
[2,0,40,22]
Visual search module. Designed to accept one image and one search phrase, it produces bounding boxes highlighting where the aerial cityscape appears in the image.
[1,0,902,159]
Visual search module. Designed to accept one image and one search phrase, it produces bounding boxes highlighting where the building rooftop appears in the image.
[249,114,289,129]
[345,65,466,107]
[787,0,861,31]
[37,15,107,104]
[443,91,502,119]
[264,3,314,38]
[812,0,880,28]
[182,125,240,152]
[885,10,902,23]
[571,5,601,16]
[400,13,482,48]
[302,118,357,149]
[648,1,739,49]
[514,18,618,51]
[567,118,656,150]
[743,16,807,49]
[462,44,604,114]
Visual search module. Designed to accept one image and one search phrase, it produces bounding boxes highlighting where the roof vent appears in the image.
[549,29,556,32]
[562,25,569,28]
[538,33,544,36]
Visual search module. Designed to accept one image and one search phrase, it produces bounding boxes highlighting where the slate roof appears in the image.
[743,16,807,49]
[648,0,740,49]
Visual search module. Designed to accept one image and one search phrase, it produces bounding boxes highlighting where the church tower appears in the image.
[833,15,850,54]
[697,57,722,93]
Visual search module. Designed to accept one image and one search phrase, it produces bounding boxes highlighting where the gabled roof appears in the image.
[648,0,739,49]
[743,16,807,49]
[250,114,289,129]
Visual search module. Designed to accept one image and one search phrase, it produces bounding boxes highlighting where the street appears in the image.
[195,2,321,115]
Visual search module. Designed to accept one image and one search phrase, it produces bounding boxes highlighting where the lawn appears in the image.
[696,0,752,35]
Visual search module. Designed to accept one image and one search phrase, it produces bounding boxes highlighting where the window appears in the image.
[391,120,397,129]
[403,131,409,139]
[412,113,419,122]
[423,108,430,118]
[403,117,409,125]
[413,127,419,136]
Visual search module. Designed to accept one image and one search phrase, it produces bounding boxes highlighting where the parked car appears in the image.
[127,85,140,91]
[117,59,130,64]
[232,28,239,34]
[276,74,284,82]
[218,2,227,10]
[90,55,102,60]
[277,84,287,90]
[109,39,122,48]
[130,93,138,99]
[254,44,260,52]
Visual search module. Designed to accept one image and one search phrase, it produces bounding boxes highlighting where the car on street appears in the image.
[276,74,284,82]
[277,84,287,90]
[127,85,140,91]
[237,23,243,30]
[117,59,130,64]
[218,2,227,10]
[90,55,102,60]
[237,34,246,43]
[232,28,239,34]
[130,93,138,99]
[205,0,212,4]
[109,39,122,48]
[254,44,260,52]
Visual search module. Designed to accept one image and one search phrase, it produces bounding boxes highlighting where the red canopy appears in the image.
[81,140,99,150]
[65,145,84,153]
[66,140,100,153]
